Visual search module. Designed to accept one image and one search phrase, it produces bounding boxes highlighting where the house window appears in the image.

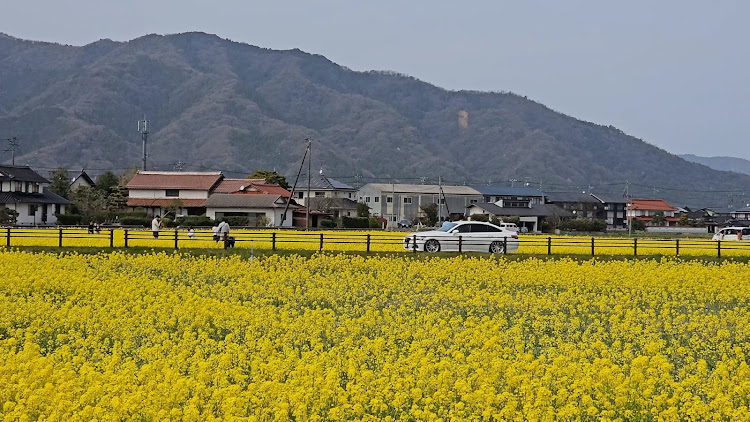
[166,189,179,197]
[439,198,445,204]
[348,193,352,198]
[470,199,478,204]
[15,182,22,192]
[403,197,412,204]
[365,197,371,203]
[374,197,379,203]
[297,192,304,199]
[387,196,393,203]
[315,191,325,197]
[32,184,39,193]
[55,204,61,214]
[28,205,36,216]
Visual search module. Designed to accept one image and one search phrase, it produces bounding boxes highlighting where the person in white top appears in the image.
[212,225,220,242]
[151,215,162,239]
[217,220,231,248]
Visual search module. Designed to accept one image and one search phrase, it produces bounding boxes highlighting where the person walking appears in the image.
[218,219,230,249]
[152,215,162,239]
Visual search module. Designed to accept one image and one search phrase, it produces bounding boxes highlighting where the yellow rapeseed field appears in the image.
[1,250,750,420]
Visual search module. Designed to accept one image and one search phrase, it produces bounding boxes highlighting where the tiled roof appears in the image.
[126,171,223,190]
[308,197,358,211]
[70,171,96,187]
[127,198,207,208]
[0,188,71,205]
[254,184,291,197]
[0,165,49,183]
[545,192,599,203]
[296,173,355,191]
[471,185,544,197]
[628,199,677,211]
[214,179,291,197]
[590,193,628,204]
[202,194,297,209]
[468,203,573,218]
[362,183,481,196]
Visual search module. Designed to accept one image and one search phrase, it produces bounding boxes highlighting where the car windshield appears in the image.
[437,222,457,232]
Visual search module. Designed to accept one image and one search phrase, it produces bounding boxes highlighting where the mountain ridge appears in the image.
[0,31,747,208]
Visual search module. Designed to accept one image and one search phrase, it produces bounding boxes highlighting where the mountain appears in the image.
[680,154,750,177]
[0,31,748,208]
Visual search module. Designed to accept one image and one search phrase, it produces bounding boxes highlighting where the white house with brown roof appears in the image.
[126,171,224,217]
[627,198,679,226]
[203,194,298,226]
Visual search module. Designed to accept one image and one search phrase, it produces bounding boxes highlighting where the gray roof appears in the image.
[297,173,355,191]
[0,165,49,183]
[363,183,481,196]
[0,188,71,205]
[732,207,750,213]
[468,203,573,218]
[590,193,628,204]
[545,191,600,203]
[471,185,544,197]
[308,197,358,211]
[202,194,298,209]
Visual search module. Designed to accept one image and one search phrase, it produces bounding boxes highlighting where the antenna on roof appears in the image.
[138,117,149,170]
[319,167,323,175]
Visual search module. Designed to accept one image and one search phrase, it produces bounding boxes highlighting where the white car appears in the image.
[498,222,519,232]
[403,221,520,253]
[713,227,750,241]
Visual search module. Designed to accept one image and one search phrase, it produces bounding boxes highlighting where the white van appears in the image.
[498,222,519,232]
[713,227,750,241]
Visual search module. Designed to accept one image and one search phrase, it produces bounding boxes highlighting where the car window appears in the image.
[437,222,457,232]
[453,224,472,233]
[483,225,502,232]
[743,229,750,236]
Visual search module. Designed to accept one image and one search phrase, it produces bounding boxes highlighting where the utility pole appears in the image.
[306,137,312,231]
[438,176,442,222]
[3,137,19,165]
[138,118,149,170]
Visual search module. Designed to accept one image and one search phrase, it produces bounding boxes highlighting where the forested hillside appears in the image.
[0,31,747,207]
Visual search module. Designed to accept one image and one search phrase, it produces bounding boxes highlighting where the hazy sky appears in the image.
[2,1,748,158]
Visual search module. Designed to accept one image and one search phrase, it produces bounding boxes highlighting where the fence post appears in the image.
[58,227,63,248]
[718,240,721,258]
[591,237,595,257]
[109,230,114,248]
[547,237,552,255]
[319,233,324,251]
[272,232,276,251]
[675,239,679,256]
[6,227,9,247]
[174,229,179,250]
[412,235,417,253]
[458,235,463,253]
[633,238,638,257]
[503,237,508,255]
[366,233,371,253]
[124,229,129,248]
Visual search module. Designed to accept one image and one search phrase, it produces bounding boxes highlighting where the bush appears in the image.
[55,213,83,225]
[321,219,338,228]
[342,216,370,229]
[630,218,647,231]
[558,218,607,232]
[176,215,215,227]
[470,214,489,222]
[369,217,384,229]
[225,216,249,227]
[119,216,151,227]
[0,208,19,225]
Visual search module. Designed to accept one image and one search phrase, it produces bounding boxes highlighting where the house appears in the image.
[126,171,224,217]
[307,197,359,219]
[545,192,602,218]
[357,183,483,226]
[627,198,679,226]
[466,202,572,232]
[731,206,750,221]
[292,170,357,205]
[590,194,628,229]
[202,194,298,227]
[0,165,70,225]
[70,170,96,191]
[471,185,545,207]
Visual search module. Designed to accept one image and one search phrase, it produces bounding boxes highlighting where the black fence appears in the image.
[1,227,747,257]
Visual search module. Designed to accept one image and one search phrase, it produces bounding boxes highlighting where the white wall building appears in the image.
[202,194,297,227]
[0,165,70,225]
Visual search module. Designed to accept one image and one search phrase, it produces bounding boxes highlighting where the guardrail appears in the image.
[1,227,746,257]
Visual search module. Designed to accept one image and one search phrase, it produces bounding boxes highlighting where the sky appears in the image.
[1,1,748,158]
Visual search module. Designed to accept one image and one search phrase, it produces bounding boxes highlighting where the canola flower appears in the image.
[1,251,750,420]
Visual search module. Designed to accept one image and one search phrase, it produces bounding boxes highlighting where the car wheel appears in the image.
[424,239,441,253]
[489,241,504,254]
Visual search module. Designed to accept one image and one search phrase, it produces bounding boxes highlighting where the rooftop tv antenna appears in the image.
[2,137,19,165]
[138,118,149,170]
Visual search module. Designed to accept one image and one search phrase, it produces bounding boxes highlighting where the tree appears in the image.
[72,186,105,218]
[247,170,289,189]
[678,213,689,227]
[0,208,19,225]
[49,168,71,199]
[356,202,370,217]
[106,185,129,211]
[630,218,647,231]
[652,211,666,226]
[420,203,438,227]
[96,171,119,197]
[164,199,185,219]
